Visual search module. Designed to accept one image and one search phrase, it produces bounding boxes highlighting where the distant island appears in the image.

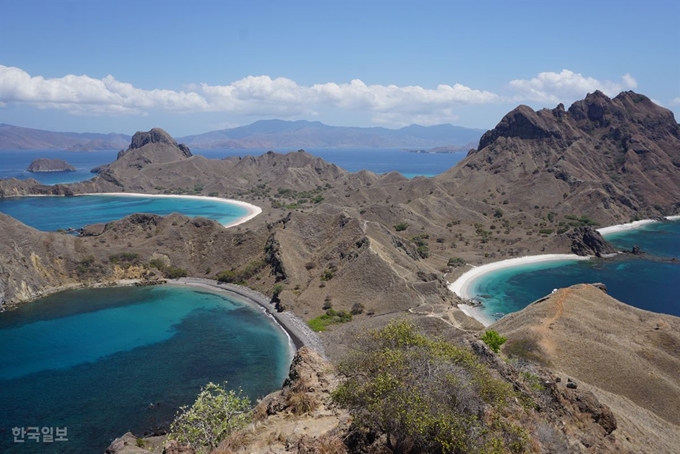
[26,158,76,172]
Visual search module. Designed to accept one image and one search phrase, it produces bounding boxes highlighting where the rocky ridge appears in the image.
[437,91,680,225]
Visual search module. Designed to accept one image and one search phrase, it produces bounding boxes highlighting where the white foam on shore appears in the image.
[448,254,589,326]
[81,192,262,228]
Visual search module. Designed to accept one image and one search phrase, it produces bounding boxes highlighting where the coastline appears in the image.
[448,254,590,302]
[173,277,326,359]
[597,215,680,236]
[80,192,262,228]
[449,215,680,327]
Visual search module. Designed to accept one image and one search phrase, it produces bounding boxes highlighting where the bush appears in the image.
[165,267,188,279]
[308,309,352,332]
[393,222,409,232]
[481,329,507,353]
[351,302,365,315]
[332,321,526,453]
[170,382,251,452]
[447,257,466,267]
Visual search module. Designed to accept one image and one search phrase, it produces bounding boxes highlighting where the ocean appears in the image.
[468,220,680,320]
[0,148,466,184]
[0,194,250,231]
[0,286,290,453]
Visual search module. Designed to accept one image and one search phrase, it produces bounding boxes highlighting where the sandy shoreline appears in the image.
[449,216,680,326]
[80,192,262,228]
[448,254,589,302]
[173,277,326,359]
[448,254,589,327]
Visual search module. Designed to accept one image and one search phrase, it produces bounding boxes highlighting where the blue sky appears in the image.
[1,0,678,136]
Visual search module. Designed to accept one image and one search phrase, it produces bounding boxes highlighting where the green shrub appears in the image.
[320,269,334,281]
[447,257,466,267]
[165,267,188,279]
[393,222,409,232]
[308,309,352,332]
[170,382,251,453]
[332,321,527,453]
[481,330,507,353]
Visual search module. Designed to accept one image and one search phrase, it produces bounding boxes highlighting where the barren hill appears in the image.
[437,91,680,226]
[493,283,680,453]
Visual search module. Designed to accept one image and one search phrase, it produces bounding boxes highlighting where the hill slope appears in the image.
[493,283,680,453]
[437,91,680,225]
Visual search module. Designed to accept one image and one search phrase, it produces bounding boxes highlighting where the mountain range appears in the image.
[0,120,484,151]
[0,123,131,151]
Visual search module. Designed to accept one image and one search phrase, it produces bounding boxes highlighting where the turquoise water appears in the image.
[470,220,680,320]
[0,195,250,231]
[0,286,290,453]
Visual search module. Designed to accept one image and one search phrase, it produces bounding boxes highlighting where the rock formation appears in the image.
[567,226,619,256]
[437,91,680,225]
[26,158,76,172]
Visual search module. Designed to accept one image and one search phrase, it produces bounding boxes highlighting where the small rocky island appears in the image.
[26,158,76,173]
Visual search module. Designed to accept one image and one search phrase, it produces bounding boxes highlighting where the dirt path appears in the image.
[533,288,571,357]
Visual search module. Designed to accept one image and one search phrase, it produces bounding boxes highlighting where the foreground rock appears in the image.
[26,157,76,172]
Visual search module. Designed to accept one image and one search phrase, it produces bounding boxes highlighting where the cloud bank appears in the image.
[509,69,638,104]
[0,65,643,125]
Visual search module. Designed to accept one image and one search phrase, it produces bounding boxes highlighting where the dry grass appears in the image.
[288,390,319,415]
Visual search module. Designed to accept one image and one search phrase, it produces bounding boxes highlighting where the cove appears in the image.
[0,194,258,231]
[0,285,291,453]
[466,220,680,321]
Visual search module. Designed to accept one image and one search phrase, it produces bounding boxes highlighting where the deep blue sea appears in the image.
[0,286,290,453]
[0,148,466,184]
[0,195,249,231]
[469,220,680,320]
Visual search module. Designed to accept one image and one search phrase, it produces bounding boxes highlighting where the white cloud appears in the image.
[0,65,498,124]
[509,69,638,104]
[671,97,680,106]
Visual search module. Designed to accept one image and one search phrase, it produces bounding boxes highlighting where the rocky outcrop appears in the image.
[438,91,680,225]
[567,226,619,256]
[26,158,76,172]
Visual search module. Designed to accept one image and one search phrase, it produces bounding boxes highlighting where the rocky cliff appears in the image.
[437,91,680,225]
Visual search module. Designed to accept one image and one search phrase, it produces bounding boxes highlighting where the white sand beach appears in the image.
[448,254,589,326]
[597,219,659,236]
[81,192,262,228]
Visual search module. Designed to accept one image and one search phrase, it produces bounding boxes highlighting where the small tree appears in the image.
[481,329,507,353]
[170,382,251,453]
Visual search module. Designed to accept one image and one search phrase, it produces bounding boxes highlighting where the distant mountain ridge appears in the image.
[177,120,484,149]
[0,120,484,151]
[0,123,131,151]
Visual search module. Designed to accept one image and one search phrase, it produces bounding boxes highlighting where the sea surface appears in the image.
[469,220,680,320]
[0,195,249,231]
[0,148,466,184]
[0,286,290,453]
